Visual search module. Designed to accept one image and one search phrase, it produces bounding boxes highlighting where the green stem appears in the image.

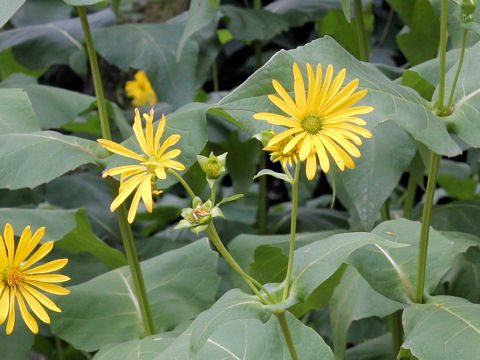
[77,6,154,335]
[437,0,449,113]
[447,29,468,109]
[206,223,274,304]
[415,152,441,303]
[282,164,301,301]
[380,200,391,222]
[212,60,219,92]
[388,311,403,359]
[354,0,369,61]
[167,169,196,199]
[275,310,299,360]
[211,180,216,204]
[77,7,111,140]
[55,336,64,360]
[403,174,417,220]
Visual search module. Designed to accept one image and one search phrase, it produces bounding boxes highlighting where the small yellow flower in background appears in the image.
[263,135,298,169]
[254,62,374,180]
[0,223,70,335]
[125,70,158,107]
[98,108,186,223]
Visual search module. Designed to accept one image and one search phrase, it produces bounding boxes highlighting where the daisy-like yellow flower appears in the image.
[125,70,158,107]
[98,108,186,223]
[254,62,374,180]
[0,223,70,335]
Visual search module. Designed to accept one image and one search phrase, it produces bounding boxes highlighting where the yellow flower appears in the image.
[98,108,186,223]
[263,135,298,169]
[254,63,373,180]
[0,223,70,335]
[125,70,158,107]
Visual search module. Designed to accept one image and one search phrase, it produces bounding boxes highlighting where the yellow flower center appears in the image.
[301,114,323,134]
[6,267,24,287]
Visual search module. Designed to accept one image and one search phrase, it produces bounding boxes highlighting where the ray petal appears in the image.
[323,79,359,115]
[323,130,361,157]
[16,291,38,334]
[305,152,318,180]
[132,108,149,154]
[4,223,15,265]
[20,288,50,324]
[161,160,186,171]
[127,185,144,224]
[21,242,54,270]
[103,165,145,178]
[283,132,306,153]
[13,226,31,267]
[315,65,334,110]
[268,94,300,119]
[320,134,345,171]
[25,280,70,296]
[154,114,167,151]
[110,173,145,211]
[0,234,8,269]
[6,289,15,334]
[293,63,307,111]
[306,64,316,110]
[144,108,155,154]
[0,286,9,325]
[141,177,153,213]
[271,80,300,118]
[324,68,346,105]
[158,134,181,156]
[22,284,61,312]
[24,259,68,275]
[312,136,330,173]
[253,112,300,128]
[298,134,312,161]
[97,139,145,162]
[24,274,71,283]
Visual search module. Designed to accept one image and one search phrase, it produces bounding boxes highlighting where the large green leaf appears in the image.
[189,289,271,353]
[265,0,340,27]
[218,36,461,157]
[220,5,289,42]
[176,0,218,61]
[348,219,480,303]
[104,102,209,190]
[0,88,40,134]
[388,0,440,65]
[196,313,334,360]
[0,131,103,189]
[328,121,415,230]
[62,0,105,5]
[51,239,220,352]
[289,231,405,301]
[94,23,201,108]
[0,0,25,28]
[430,199,480,237]
[10,0,71,27]
[0,9,114,72]
[402,295,480,359]
[330,266,403,360]
[345,334,392,360]
[0,207,126,268]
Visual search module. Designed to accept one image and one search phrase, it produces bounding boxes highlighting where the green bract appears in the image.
[175,197,224,234]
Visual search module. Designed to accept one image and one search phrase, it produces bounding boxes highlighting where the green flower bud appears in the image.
[197,152,227,180]
[174,197,224,234]
[461,0,476,22]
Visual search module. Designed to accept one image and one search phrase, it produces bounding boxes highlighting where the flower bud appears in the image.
[174,197,224,234]
[197,152,227,180]
[461,0,477,22]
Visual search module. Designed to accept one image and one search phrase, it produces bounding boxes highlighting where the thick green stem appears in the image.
[77,7,111,140]
[77,6,154,335]
[415,152,441,303]
[275,310,299,360]
[403,174,417,220]
[447,29,468,109]
[282,164,301,301]
[206,223,273,304]
[354,0,369,61]
[55,336,64,360]
[437,0,449,113]
[167,169,196,199]
[388,310,403,359]
[380,200,391,222]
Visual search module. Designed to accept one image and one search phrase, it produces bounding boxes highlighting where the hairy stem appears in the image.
[78,6,154,335]
[282,164,301,301]
[388,310,403,359]
[437,0,449,113]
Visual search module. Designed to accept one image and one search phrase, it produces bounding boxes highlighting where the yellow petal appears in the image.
[154,114,167,151]
[162,159,186,171]
[298,134,312,161]
[306,64,316,111]
[22,284,61,312]
[19,288,50,324]
[320,134,345,171]
[308,63,323,111]
[268,128,304,146]
[312,136,330,173]
[154,167,167,179]
[22,242,54,270]
[0,286,9,325]
[323,106,374,123]
[24,274,70,283]
[21,227,46,267]
[159,149,182,161]
[133,108,149,154]
[0,234,8,269]
[13,226,31,267]
[283,132,306,153]
[141,177,153,213]
[323,130,361,158]
[324,68,346,105]
[305,152,317,180]
[144,108,155,154]
[127,186,144,224]
[110,173,145,212]
[315,64,334,110]
[4,223,15,266]
[271,80,300,118]
[267,94,300,120]
[97,139,145,162]
[103,165,145,178]
[16,291,38,334]
[6,289,15,334]
[253,112,300,128]
[25,280,70,296]
[24,259,68,275]
[330,123,372,138]
[158,134,181,156]
[293,63,307,112]
[323,79,359,115]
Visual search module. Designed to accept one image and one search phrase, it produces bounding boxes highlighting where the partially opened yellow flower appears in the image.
[254,62,373,180]
[0,223,70,334]
[98,108,185,223]
[125,70,158,107]
[263,134,298,169]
